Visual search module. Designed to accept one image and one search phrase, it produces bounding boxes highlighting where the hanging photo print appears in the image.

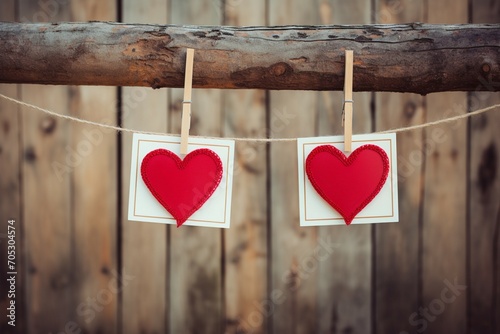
[128,133,235,228]
[297,133,399,226]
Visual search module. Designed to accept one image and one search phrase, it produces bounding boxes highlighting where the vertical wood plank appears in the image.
[121,1,169,333]
[470,1,500,333]
[18,1,75,332]
[317,1,373,333]
[0,3,23,334]
[169,1,223,333]
[374,1,424,333]
[422,2,468,333]
[68,2,119,333]
[469,77,500,334]
[0,81,23,334]
[222,1,268,334]
[268,1,319,333]
[20,87,73,334]
[375,95,425,334]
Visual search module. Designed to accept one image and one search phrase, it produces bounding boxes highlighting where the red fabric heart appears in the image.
[141,148,223,227]
[306,144,389,225]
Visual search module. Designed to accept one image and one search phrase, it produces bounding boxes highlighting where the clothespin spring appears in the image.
[342,99,353,126]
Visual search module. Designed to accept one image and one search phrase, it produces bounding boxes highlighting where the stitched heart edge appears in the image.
[305,144,390,225]
[141,148,223,227]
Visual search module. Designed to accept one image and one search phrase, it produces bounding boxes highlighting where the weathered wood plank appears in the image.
[0,5,23,334]
[268,95,319,334]
[18,1,76,332]
[374,1,424,333]
[422,2,468,333]
[121,1,169,333]
[69,2,119,333]
[222,1,268,334]
[470,1,500,333]
[421,93,467,332]
[269,2,319,333]
[317,1,373,333]
[375,94,425,334]
[20,87,75,334]
[0,80,23,334]
[1,22,500,93]
[0,2,24,333]
[168,1,223,333]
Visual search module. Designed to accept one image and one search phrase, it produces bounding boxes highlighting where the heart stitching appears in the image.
[306,144,390,225]
[141,148,223,227]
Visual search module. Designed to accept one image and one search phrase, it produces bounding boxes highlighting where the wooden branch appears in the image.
[0,22,499,93]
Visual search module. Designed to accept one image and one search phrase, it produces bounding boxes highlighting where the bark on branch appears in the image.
[0,22,499,93]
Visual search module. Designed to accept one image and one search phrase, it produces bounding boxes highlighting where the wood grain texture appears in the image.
[0,4,23,334]
[6,2,500,334]
[222,1,268,334]
[121,1,169,333]
[269,1,319,333]
[18,1,76,332]
[374,1,424,333]
[317,1,372,333]
[0,81,23,334]
[1,22,500,93]
[375,93,425,334]
[470,1,500,333]
[69,2,119,333]
[20,87,75,334]
[168,1,223,333]
[421,2,468,333]
[0,5,23,334]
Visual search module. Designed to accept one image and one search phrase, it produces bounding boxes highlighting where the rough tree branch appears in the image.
[0,22,499,94]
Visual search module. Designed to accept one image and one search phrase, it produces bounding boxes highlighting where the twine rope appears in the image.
[0,93,498,142]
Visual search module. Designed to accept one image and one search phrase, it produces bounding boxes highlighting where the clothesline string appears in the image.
[0,93,499,142]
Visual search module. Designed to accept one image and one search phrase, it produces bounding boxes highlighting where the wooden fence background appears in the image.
[0,0,499,333]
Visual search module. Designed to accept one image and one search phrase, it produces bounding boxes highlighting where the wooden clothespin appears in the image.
[180,48,194,156]
[342,50,354,152]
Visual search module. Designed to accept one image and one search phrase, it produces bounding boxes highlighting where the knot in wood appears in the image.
[24,147,36,162]
[404,101,417,119]
[478,143,497,196]
[270,62,291,77]
[39,116,57,134]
